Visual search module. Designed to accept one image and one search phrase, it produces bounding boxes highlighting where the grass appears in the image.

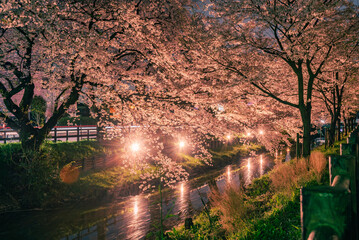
[167,148,330,240]
[315,138,347,156]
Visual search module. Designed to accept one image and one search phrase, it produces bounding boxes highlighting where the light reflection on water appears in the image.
[227,166,231,183]
[245,158,252,185]
[125,195,150,240]
[61,155,268,239]
[171,182,189,220]
[0,155,271,240]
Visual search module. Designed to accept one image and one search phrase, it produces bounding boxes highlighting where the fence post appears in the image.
[66,130,69,142]
[77,126,80,142]
[4,132,6,144]
[54,127,57,143]
[96,126,100,141]
[87,129,90,141]
[301,186,351,240]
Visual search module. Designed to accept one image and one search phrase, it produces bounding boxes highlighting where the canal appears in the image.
[0,154,273,240]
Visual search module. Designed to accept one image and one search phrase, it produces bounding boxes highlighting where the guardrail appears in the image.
[0,126,98,144]
[301,126,359,239]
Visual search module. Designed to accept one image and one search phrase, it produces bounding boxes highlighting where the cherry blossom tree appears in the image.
[190,0,359,157]
[0,0,121,150]
[0,0,200,151]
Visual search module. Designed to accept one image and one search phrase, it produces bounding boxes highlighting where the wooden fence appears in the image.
[0,126,98,144]
[208,137,241,150]
[301,126,359,239]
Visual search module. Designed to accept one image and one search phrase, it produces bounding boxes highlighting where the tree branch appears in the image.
[251,81,299,108]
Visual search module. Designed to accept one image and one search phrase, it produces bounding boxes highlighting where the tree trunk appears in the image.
[300,107,311,158]
[328,121,336,147]
[344,116,348,136]
[336,116,341,141]
[20,130,47,152]
[17,111,67,151]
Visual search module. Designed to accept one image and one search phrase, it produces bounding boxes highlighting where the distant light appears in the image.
[218,104,224,112]
[259,130,264,135]
[260,155,263,164]
[226,135,231,140]
[247,132,251,137]
[287,148,290,152]
[131,143,140,152]
[320,120,325,124]
[179,141,185,148]
[247,159,251,170]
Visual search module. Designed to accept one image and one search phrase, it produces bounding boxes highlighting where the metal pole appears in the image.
[77,126,80,142]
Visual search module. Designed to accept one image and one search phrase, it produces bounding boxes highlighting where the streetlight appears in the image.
[259,130,264,135]
[131,142,140,152]
[247,132,251,137]
[226,135,231,140]
[179,141,185,149]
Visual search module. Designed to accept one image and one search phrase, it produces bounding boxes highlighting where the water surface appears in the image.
[0,155,273,240]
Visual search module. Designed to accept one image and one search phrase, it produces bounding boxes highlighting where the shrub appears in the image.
[211,185,253,234]
[247,175,271,197]
[269,151,327,199]
[309,151,327,182]
[0,141,113,209]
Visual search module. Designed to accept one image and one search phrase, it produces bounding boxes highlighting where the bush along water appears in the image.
[167,151,329,239]
[0,144,60,209]
[0,141,112,211]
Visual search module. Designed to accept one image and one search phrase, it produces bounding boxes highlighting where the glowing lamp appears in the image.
[131,143,140,152]
[226,135,231,140]
[259,130,264,135]
[247,132,251,137]
[179,141,185,148]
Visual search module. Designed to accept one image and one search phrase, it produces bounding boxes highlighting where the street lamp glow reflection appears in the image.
[131,143,140,152]
[133,198,138,215]
[180,182,184,196]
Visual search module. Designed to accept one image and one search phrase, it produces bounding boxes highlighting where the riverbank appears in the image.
[0,140,264,213]
[167,145,338,239]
